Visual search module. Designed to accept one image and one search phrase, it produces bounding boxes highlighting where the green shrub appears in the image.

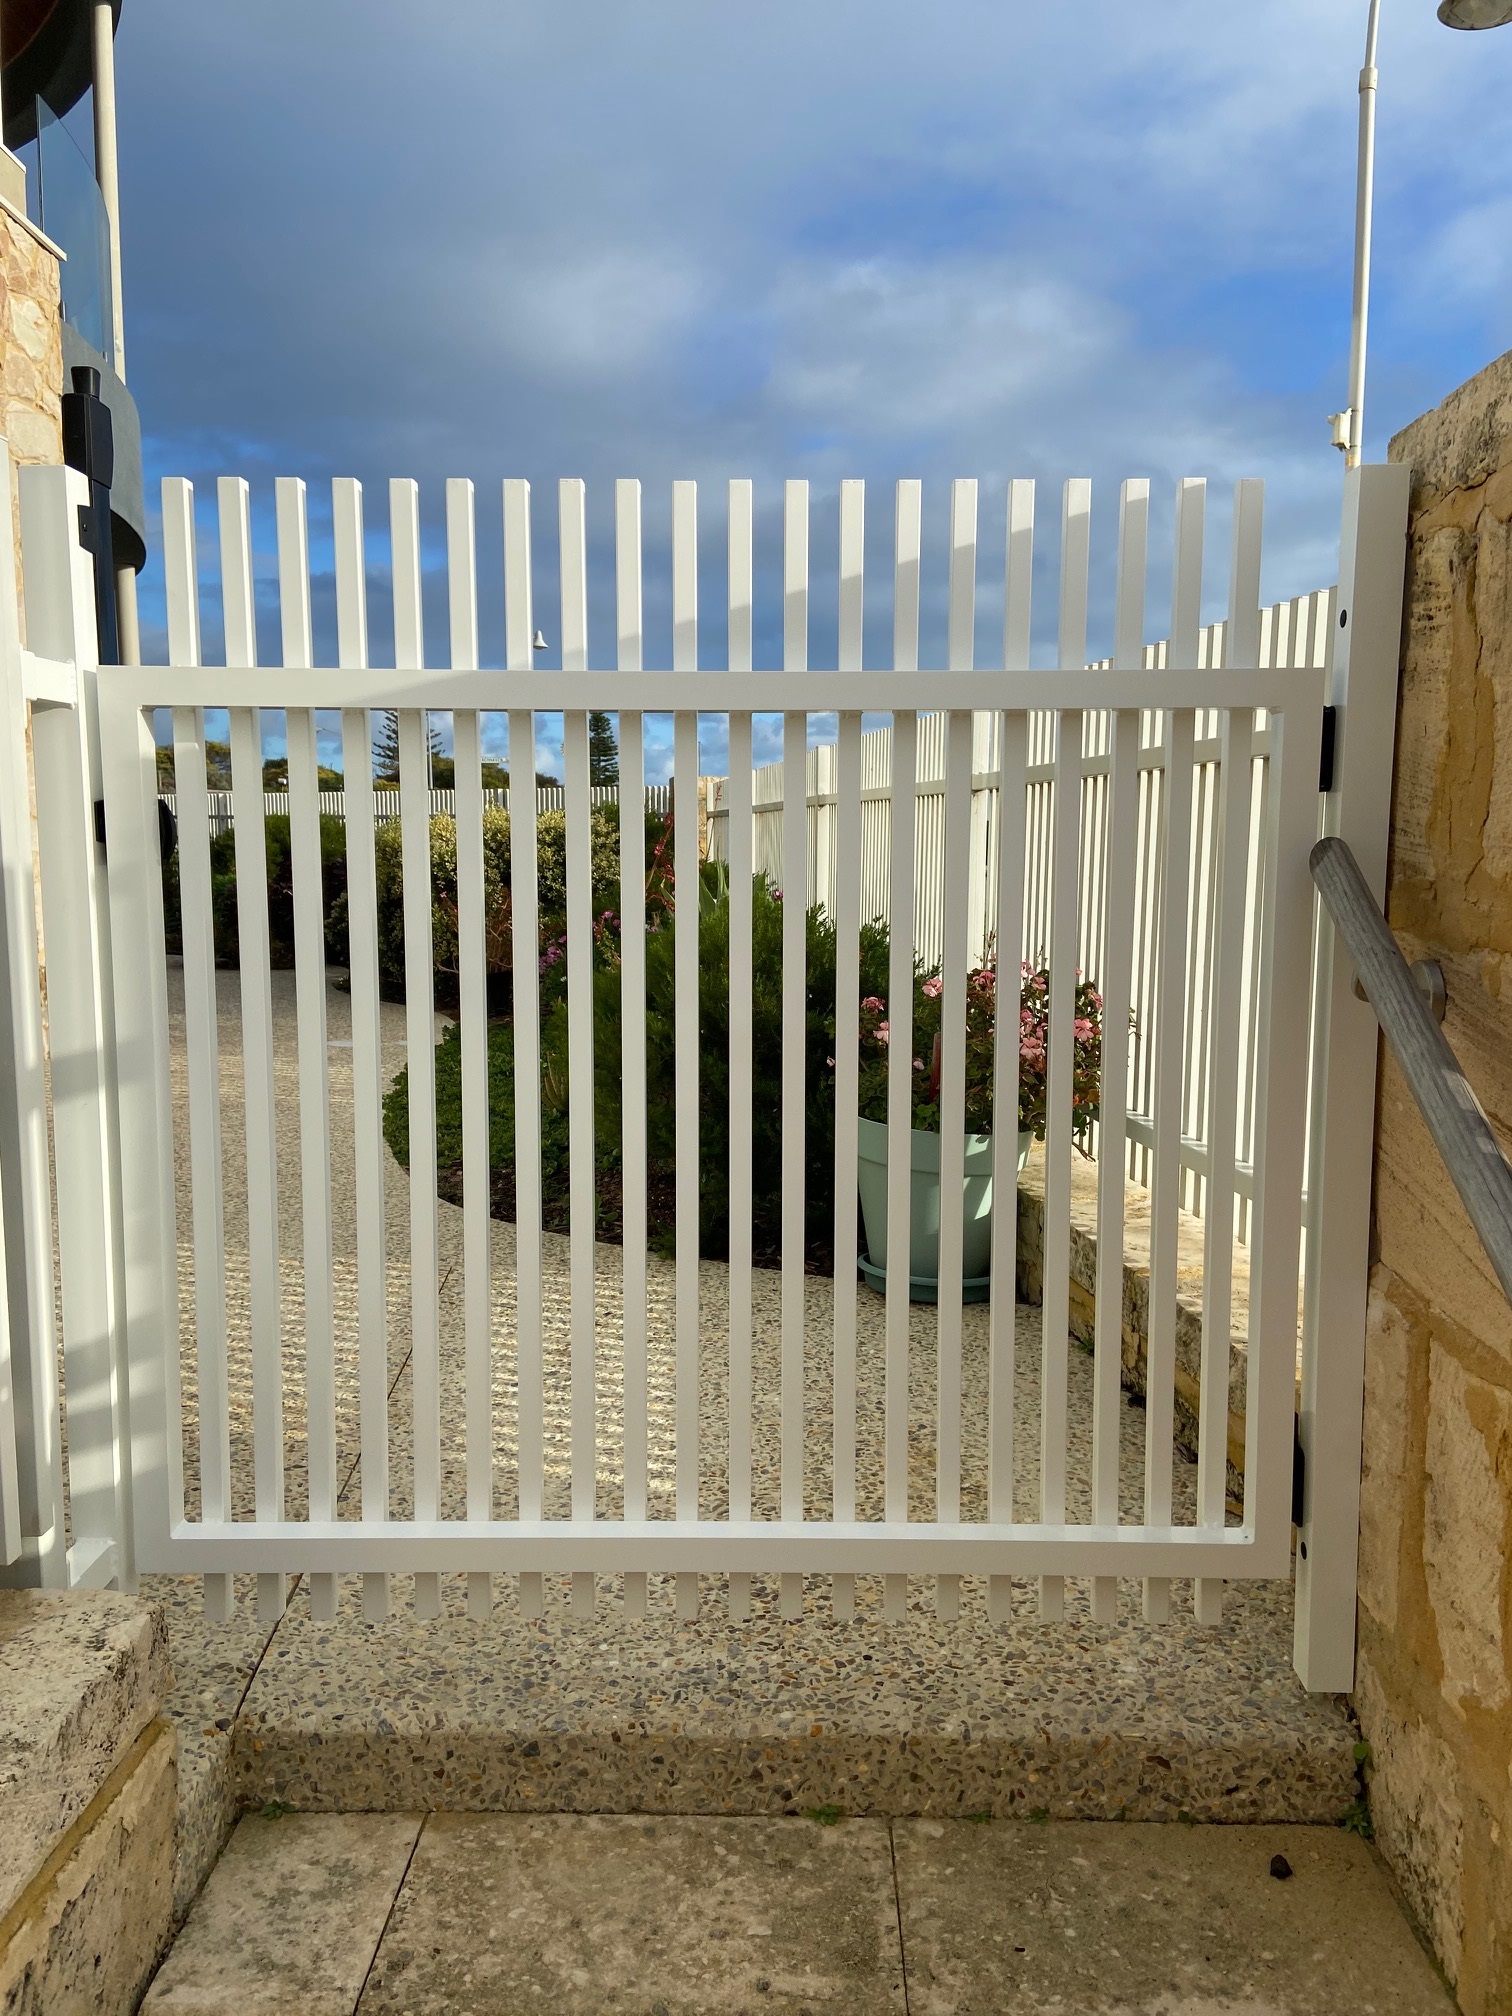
[162,813,347,968]
[325,800,643,1001]
[386,869,893,1264]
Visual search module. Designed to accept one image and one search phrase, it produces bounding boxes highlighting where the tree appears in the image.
[373,710,445,784]
[588,711,619,786]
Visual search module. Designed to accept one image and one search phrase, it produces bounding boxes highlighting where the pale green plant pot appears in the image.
[855,1117,1032,1304]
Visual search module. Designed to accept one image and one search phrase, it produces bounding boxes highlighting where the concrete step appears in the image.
[160,1568,1358,1838]
[143,1810,1453,2016]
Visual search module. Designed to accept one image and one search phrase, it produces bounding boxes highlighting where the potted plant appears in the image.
[854,956,1104,1303]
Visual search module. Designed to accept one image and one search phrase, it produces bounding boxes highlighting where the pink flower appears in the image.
[861,996,886,1013]
[922,976,943,999]
[875,1021,890,1046]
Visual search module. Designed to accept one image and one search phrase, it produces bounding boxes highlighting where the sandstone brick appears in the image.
[1355,1647,1466,1990]
[1358,1278,1413,1638]
[1425,1342,1511,1716]
[1392,347,1512,503]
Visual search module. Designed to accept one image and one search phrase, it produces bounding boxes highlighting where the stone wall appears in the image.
[0,196,63,604]
[1355,349,1512,2015]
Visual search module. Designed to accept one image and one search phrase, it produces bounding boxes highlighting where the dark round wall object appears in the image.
[2,0,121,150]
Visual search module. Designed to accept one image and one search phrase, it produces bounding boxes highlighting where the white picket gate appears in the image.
[0,453,1410,1693]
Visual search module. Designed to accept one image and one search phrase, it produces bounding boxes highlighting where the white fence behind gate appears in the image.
[159,782,677,838]
[707,587,1335,1244]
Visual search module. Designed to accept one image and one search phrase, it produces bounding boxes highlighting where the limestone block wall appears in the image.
[0,196,63,600]
[1355,349,1512,2016]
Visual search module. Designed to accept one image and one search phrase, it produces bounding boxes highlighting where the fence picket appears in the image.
[1144,478,1204,1625]
[780,481,808,1621]
[559,479,597,1621]
[987,478,1034,1625]
[1194,481,1264,1624]
[391,479,442,1621]
[334,479,390,1622]
[163,480,232,1620]
[277,479,338,1623]
[1037,479,1089,1623]
[935,477,977,1622]
[882,479,922,1624]
[220,478,286,1623]
[727,477,754,1622]
[673,480,700,1621]
[1089,482,1149,1626]
[831,477,864,1623]
[504,477,544,1620]
[448,478,493,1622]
[617,478,650,1620]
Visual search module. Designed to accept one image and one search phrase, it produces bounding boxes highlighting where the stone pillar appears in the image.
[1355,348,1512,2015]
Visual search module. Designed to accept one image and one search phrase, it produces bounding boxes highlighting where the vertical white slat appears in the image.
[504,478,544,1620]
[98,689,183,1596]
[831,477,864,1624]
[1144,478,1204,1626]
[161,480,232,1619]
[934,477,977,1623]
[1193,480,1263,1626]
[276,478,338,1623]
[559,479,598,1622]
[616,479,649,1620]
[448,478,493,1622]
[1296,468,1410,1689]
[883,480,921,1624]
[0,1154,17,1566]
[1038,479,1089,1623]
[23,465,128,1591]
[988,479,1034,1626]
[391,479,442,1622]
[335,478,389,1622]
[1089,479,1148,1627]
[219,477,286,1625]
[778,479,809,1622]
[672,480,700,1622]
[726,478,754,1623]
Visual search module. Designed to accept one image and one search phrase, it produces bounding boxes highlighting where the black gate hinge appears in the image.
[1318,706,1338,793]
[1291,1418,1306,1528]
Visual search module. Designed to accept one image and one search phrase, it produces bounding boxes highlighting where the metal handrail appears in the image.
[1311,836,1512,1304]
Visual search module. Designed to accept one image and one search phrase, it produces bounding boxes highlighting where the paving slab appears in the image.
[356,1812,905,2015]
[893,1819,1453,2015]
[141,1810,421,2014]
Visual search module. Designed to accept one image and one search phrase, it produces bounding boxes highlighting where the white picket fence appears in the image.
[1,457,1410,1696]
[707,588,1335,1244]
[159,781,675,837]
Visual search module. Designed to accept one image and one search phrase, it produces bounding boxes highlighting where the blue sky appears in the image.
[106,1,1512,779]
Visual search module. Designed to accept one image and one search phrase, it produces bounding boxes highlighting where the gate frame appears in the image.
[1293,461,1412,1692]
[0,459,1412,1680]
